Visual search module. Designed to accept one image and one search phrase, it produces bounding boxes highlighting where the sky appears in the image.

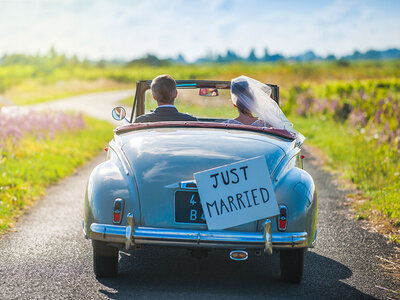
[1,0,400,62]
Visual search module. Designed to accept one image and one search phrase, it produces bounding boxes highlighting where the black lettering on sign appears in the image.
[221,170,230,185]
[227,195,238,211]
[251,188,260,206]
[243,190,252,207]
[210,173,219,188]
[206,201,219,218]
[240,166,249,180]
[260,187,269,203]
[220,198,230,215]
[236,193,246,209]
[230,168,239,184]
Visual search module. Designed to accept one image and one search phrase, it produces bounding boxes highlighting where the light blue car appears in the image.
[83,80,317,283]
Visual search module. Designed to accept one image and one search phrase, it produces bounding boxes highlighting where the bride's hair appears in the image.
[231,80,255,115]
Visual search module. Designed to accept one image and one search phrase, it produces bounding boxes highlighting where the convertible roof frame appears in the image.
[129,80,279,123]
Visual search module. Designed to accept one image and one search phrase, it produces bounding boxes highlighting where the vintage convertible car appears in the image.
[83,80,317,283]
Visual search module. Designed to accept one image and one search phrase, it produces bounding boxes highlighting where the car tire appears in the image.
[92,240,119,278]
[279,248,305,283]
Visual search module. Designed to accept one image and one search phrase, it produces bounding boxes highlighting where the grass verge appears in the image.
[0,116,114,234]
[290,114,400,242]
[4,78,131,105]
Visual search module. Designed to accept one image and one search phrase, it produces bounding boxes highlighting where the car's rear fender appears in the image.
[83,148,140,237]
[273,167,317,246]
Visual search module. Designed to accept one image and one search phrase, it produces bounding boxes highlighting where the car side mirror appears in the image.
[112,106,126,121]
[199,88,219,97]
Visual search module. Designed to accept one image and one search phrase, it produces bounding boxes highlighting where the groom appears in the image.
[134,74,197,123]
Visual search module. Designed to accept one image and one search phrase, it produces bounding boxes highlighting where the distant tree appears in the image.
[49,46,57,58]
[70,55,79,66]
[97,59,106,68]
[351,50,363,60]
[336,59,350,67]
[126,54,170,67]
[262,49,284,62]
[226,50,239,62]
[82,58,91,68]
[247,48,258,62]
[365,50,381,59]
[262,48,270,61]
[216,54,225,63]
[176,54,186,63]
[326,54,336,60]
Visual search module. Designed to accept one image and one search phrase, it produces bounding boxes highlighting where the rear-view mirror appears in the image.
[199,88,219,97]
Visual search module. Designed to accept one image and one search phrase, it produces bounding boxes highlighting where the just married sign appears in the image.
[194,156,279,230]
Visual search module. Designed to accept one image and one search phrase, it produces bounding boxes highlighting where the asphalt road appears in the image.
[0,91,398,299]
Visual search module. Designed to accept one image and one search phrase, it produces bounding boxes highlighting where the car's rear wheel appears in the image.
[279,248,305,283]
[92,240,119,277]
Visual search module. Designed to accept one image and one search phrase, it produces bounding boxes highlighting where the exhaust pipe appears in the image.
[229,250,248,261]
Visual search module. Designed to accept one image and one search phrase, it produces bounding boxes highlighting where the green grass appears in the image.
[0,116,114,234]
[5,79,131,105]
[290,114,400,236]
[3,60,400,105]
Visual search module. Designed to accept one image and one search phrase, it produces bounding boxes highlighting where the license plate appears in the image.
[174,191,206,224]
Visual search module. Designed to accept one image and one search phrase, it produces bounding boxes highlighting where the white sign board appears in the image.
[194,156,279,230]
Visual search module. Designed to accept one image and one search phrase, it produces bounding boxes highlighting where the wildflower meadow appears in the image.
[0,111,113,233]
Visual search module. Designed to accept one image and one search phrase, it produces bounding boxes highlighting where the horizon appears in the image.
[1,0,400,62]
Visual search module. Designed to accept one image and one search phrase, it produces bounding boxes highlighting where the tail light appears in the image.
[278,205,287,231]
[112,198,124,224]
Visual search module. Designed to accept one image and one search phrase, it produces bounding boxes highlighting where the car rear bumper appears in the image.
[87,214,308,253]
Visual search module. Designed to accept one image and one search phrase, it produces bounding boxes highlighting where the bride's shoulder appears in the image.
[223,119,243,125]
[251,119,270,127]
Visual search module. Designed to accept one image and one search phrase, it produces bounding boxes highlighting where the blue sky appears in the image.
[1,0,399,61]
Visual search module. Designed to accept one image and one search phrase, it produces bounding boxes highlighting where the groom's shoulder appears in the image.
[134,110,197,123]
[134,111,157,123]
[175,111,198,121]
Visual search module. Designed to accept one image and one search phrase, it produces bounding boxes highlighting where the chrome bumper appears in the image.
[88,213,308,253]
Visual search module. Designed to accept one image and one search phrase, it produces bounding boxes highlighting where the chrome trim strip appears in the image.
[89,222,308,250]
[263,219,273,254]
[310,229,317,248]
[180,180,197,190]
[125,213,135,250]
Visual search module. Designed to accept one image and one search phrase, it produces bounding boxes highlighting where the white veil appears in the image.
[231,75,305,145]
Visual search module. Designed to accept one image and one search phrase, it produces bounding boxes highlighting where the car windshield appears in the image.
[144,87,238,120]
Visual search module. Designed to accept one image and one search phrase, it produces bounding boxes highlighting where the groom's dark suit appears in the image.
[134,106,197,123]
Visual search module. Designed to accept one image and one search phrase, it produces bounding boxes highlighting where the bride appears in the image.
[225,75,305,145]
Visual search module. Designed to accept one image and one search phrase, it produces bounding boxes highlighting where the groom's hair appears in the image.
[151,74,177,104]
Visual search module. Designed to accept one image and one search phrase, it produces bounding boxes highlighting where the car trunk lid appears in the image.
[120,127,289,230]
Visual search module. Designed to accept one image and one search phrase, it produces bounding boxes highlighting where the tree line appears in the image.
[1,47,399,68]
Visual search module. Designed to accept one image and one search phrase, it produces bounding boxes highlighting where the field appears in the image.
[1,58,399,240]
[0,112,113,234]
[2,58,400,105]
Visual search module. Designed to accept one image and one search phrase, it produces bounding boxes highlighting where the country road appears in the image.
[0,90,398,299]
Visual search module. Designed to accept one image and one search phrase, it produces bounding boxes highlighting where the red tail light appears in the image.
[278,205,287,231]
[112,198,124,224]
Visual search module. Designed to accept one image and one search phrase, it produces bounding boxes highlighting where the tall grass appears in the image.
[282,79,400,239]
[0,114,113,234]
